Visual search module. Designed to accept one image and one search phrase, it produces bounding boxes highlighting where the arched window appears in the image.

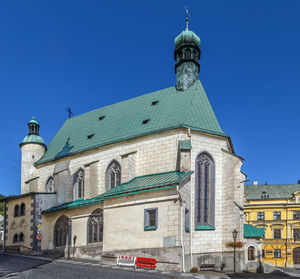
[14,205,19,217]
[46,177,55,193]
[73,169,84,199]
[105,160,121,190]
[13,234,18,243]
[248,246,255,261]
[195,152,215,227]
[20,203,25,216]
[54,215,69,247]
[185,48,191,59]
[87,209,103,244]
[19,233,24,242]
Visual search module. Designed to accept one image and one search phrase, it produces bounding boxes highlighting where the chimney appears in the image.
[253,181,258,185]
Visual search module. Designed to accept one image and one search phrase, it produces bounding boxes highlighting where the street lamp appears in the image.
[232,229,238,274]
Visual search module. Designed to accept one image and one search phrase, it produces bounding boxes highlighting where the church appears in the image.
[3,18,253,272]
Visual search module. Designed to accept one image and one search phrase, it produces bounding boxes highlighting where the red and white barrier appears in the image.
[116,256,136,267]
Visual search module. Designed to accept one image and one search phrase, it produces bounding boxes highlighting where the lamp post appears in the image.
[67,219,72,260]
[232,229,238,274]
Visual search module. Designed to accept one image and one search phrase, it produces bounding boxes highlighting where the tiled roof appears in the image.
[244,184,300,200]
[244,224,265,238]
[42,171,193,214]
[36,80,227,165]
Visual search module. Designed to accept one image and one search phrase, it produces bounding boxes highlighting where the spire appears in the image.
[28,116,40,135]
[174,16,201,91]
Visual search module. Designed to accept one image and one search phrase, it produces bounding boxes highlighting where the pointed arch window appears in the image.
[73,169,84,199]
[105,160,121,190]
[20,203,25,216]
[54,215,69,247]
[46,177,55,193]
[195,152,215,228]
[87,209,103,244]
[14,205,19,217]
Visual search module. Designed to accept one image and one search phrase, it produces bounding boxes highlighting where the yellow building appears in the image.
[244,183,300,267]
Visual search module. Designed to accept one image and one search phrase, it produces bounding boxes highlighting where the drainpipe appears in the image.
[177,186,185,272]
[190,183,193,270]
[286,206,288,267]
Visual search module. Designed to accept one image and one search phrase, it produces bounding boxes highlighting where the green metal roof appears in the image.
[174,28,201,49]
[244,224,265,238]
[36,80,228,165]
[20,134,46,147]
[179,140,192,150]
[28,117,39,125]
[42,171,193,214]
[245,184,300,200]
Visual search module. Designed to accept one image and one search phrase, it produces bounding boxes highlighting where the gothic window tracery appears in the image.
[105,160,121,190]
[195,152,215,227]
[73,169,84,199]
[46,177,55,193]
[54,215,69,247]
[87,209,103,244]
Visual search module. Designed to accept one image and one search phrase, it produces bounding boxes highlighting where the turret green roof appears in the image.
[20,134,46,147]
[28,117,39,125]
[36,80,228,165]
[174,28,201,49]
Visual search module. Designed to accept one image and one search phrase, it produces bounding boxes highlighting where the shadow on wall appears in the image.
[55,138,74,160]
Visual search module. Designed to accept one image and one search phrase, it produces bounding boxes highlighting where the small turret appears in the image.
[20,117,46,193]
[174,18,201,91]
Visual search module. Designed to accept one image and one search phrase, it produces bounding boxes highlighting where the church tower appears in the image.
[174,18,201,91]
[19,117,46,194]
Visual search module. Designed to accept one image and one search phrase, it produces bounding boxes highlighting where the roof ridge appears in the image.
[245,184,300,187]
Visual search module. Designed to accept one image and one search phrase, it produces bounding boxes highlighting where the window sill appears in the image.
[144,226,157,231]
[195,225,215,231]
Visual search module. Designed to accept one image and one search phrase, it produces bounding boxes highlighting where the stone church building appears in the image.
[4,19,249,272]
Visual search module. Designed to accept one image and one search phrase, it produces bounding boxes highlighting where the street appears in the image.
[0,255,299,279]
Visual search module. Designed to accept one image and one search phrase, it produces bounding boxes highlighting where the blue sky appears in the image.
[0,1,300,196]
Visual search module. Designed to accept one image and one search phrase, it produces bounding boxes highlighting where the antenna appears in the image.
[66,107,74,119]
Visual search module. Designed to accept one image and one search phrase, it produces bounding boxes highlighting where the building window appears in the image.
[262,249,265,258]
[14,205,19,217]
[20,203,25,216]
[13,234,18,243]
[195,152,215,227]
[54,215,70,247]
[144,208,158,231]
[19,233,24,242]
[257,212,265,220]
[185,209,190,232]
[105,160,121,190]
[248,246,255,261]
[46,177,55,193]
[73,169,84,199]
[87,209,103,244]
[294,211,300,220]
[273,211,281,220]
[274,249,281,258]
[293,229,300,239]
[274,228,281,239]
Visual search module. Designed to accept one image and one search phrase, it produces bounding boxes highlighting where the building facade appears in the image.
[4,19,248,272]
[245,183,300,267]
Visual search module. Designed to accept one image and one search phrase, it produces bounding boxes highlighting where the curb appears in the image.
[0,252,52,262]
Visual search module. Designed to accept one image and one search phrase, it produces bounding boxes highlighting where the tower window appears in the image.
[151,101,159,106]
[98,116,105,121]
[87,134,94,139]
[142,119,150,125]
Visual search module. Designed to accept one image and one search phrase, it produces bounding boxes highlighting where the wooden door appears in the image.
[293,247,300,264]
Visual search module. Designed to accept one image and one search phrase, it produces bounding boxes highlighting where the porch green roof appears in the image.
[179,140,192,150]
[36,80,227,165]
[244,184,300,200]
[42,171,193,214]
[244,224,265,238]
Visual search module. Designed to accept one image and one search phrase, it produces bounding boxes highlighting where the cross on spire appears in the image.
[66,107,74,119]
[184,6,190,29]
